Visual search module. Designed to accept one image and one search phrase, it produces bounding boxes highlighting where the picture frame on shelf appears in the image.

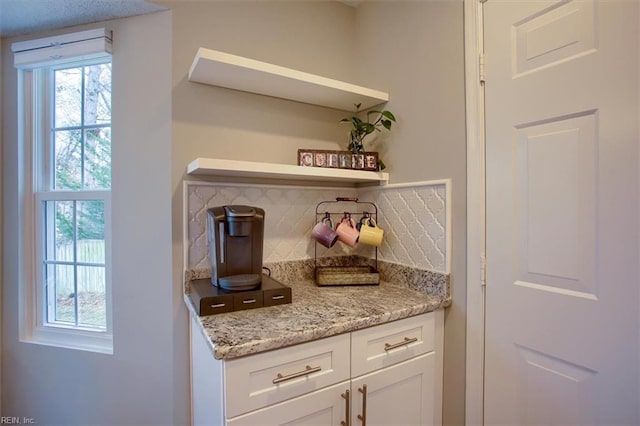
[339,153,351,169]
[327,153,339,168]
[314,152,327,167]
[365,154,378,170]
[298,149,379,172]
[299,151,313,167]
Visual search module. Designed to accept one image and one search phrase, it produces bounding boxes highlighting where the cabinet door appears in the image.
[227,381,350,426]
[351,353,436,426]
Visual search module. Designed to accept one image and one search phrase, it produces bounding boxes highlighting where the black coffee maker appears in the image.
[207,205,265,291]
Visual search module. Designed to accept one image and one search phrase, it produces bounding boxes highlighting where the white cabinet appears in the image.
[190,311,444,426]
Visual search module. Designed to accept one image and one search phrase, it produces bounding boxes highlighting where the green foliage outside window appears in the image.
[53,63,111,244]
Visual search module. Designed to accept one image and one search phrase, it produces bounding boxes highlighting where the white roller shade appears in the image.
[12,28,112,69]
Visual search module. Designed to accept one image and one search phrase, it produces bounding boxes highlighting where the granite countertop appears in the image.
[185,258,450,360]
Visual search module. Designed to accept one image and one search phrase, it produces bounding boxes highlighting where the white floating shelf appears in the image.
[188,48,389,112]
[187,158,389,185]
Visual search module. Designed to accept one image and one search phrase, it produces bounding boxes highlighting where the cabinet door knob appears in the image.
[357,384,367,425]
[341,389,351,426]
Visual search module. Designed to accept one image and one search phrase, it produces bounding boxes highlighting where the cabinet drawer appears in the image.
[351,312,435,377]
[225,333,350,418]
[227,381,349,426]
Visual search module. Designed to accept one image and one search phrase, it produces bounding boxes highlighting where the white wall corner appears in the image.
[464,0,486,424]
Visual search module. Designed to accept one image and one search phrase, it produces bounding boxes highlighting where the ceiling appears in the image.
[0,0,365,38]
[0,0,166,37]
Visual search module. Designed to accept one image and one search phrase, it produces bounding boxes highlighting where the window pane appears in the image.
[77,266,106,329]
[84,63,111,125]
[54,67,82,128]
[77,200,105,264]
[47,263,75,325]
[84,128,111,190]
[54,129,82,190]
[43,200,106,331]
[45,200,75,262]
[77,239,105,264]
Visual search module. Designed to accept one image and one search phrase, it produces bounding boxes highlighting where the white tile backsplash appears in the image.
[360,183,448,272]
[184,180,449,273]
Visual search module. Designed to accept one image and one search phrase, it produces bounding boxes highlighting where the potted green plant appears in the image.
[340,103,396,170]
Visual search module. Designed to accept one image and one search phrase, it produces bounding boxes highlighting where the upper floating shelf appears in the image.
[187,158,389,185]
[188,48,390,112]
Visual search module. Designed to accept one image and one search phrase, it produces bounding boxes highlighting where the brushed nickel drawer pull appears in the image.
[272,365,322,384]
[210,303,226,308]
[272,295,285,300]
[384,337,418,351]
[242,299,257,304]
[341,389,350,426]
[357,384,367,425]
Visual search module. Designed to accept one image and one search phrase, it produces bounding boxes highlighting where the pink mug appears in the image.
[336,216,359,247]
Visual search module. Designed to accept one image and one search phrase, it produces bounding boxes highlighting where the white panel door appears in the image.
[484,1,639,425]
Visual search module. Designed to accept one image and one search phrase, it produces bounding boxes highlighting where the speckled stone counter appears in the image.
[185,257,451,360]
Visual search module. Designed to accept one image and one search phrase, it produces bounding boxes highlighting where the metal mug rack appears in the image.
[313,197,380,286]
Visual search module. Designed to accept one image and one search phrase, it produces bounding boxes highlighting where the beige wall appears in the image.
[165,1,466,424]
[1,2,466,423]
[1,11,184,424]
[355,3,467,425]
[167,0,356,171]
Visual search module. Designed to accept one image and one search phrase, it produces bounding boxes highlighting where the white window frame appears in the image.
[18,59,113,354]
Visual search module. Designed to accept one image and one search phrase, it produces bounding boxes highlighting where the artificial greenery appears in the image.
[340,103,396,170]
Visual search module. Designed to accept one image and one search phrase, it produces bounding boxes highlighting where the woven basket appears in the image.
[315,266,380,286]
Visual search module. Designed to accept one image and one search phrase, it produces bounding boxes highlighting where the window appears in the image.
[39,62,112,330]
[14,30,113,353]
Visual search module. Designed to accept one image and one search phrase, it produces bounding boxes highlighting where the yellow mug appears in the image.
[358,217,384,247]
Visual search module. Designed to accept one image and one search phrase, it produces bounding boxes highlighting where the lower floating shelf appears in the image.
[187,158,389,185]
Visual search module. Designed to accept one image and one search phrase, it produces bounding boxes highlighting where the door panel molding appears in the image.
[513,0,597,78]
[516,111,598,296]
